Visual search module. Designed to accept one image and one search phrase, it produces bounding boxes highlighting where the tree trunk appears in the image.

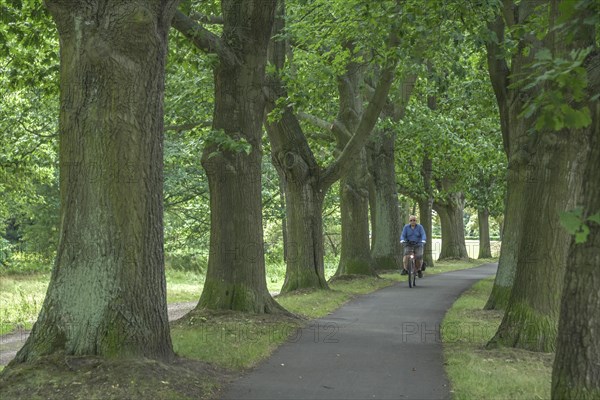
[418,198,434,268]
[487,128,588,352]
[278,177,288,263]
[264,3,330,292]
[266,135,329,292]
[420,153,435,268]
[552,88,600,400]
[484,162,527,309]
[336,150,375,276]
[398,199,411,229]
[486,0,593,352]
[334,60,375,277]
[434,192,469,260]
[478,209,492,259]
[12,0,178,364]
[198,0,284,313]
[369,128,401,271]
[552,15,599,397]
[265,0,399,289]
[368,75,416,271]
[483,1,538,310]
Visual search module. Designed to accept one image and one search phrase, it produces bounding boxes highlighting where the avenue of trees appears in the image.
[0,0,598,398]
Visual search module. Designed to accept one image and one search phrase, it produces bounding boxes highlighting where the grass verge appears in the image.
[1,259,495,399]
[426,258,497,275]
[442,277,553,400]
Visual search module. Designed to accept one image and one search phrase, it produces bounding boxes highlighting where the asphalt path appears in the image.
[221,263,498,400]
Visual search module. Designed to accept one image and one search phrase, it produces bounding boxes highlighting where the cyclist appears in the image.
[400,215,426,278]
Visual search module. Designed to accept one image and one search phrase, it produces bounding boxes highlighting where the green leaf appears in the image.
[559,208,584,235]
[588,212,600,225]
[535,48,552,61]
[575,225,590,244]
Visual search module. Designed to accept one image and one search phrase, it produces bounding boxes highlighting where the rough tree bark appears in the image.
[173,1,284,313]
[487,0,590,351]
[336,148,374,276]
[368,75,418,271]
[12,0,178,364]
[434,190,469,260]
[488,122,588,352]
[419,153,435,268]
[552,10,599,399]
[478,209,492,259]
[484,0,541,310]
[552,98,600,400]
[265,109,330,291]
[334,60,375,277]
[368,128,401,271]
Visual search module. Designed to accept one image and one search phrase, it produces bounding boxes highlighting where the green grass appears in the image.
[0,274,49,335]
[170,275,397,370]
[160,268,406,371]
[442,277,553,400]
[277,275,400,318]
[0,270,205,335]
[426,258,497,275]
[0,258,496,337]
[165,270,204,304]
[172,311,301,370]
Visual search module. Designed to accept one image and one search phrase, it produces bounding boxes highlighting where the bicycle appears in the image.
[405,247,417,288]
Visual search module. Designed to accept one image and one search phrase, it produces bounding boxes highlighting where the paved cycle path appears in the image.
[221,263,498,400]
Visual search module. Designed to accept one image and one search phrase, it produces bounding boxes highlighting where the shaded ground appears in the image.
[0,353,234,400]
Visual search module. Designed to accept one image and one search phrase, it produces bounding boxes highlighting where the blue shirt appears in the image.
[400,224,426,246]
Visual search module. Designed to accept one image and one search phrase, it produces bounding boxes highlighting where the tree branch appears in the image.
[485,13,511,154]
[171,10,238,66]
[321,61,398,189]
[296,112,352,144]
[297,111,332,131]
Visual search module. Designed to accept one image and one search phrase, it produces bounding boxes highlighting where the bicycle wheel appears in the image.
[408,257,414,288]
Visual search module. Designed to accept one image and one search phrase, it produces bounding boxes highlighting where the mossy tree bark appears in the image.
[334,60,375,277]
[552,9,599,399]
[173,1,284,313]
[368,75,417,271]
[484,160,527,309]
[12,0,178,364]
[368,128,401,271]
[434,189,469,260]
[419,153,435,268]
[265,109,330,292]
[552,101,600,400]
[336,150,374,276]
[487,127,588,352]
[483,0,541,310]
[477,209,492,259]
[487,1,591,351]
